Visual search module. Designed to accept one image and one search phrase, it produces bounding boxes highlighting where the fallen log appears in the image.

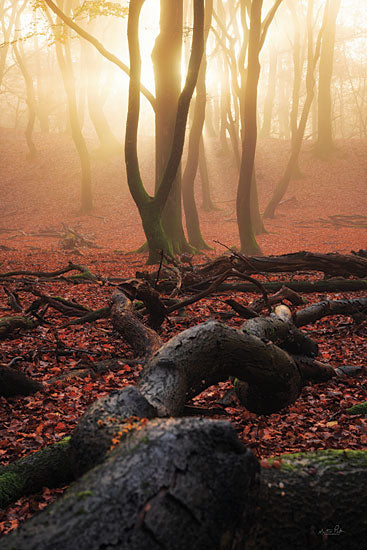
[0,418,259,550]
[0,437,73,509]
[245,449,367,550]
[218,278,367,294]
[291,355,335,382]
[293,297,367,327]
[110,290,162,358]
[241,317,318,357]
[139,320,303,416]
[0,315,37,338]
[69,386,157,476]
[227,250,367,278]
[0,363,43,397]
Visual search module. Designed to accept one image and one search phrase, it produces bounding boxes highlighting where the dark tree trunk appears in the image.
[125,0,204,263]
[0,438,73,509]
[139,320,303,416]
[0,418,259,550]
[245,449,367,550]
[152,0,189,254]
[182,0,213,250]
[0,363,42,397]
[236,0,263,255]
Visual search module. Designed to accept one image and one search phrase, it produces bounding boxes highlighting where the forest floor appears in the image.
[0,129,366,534]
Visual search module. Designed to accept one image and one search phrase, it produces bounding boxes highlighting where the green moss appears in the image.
[56,436,71,446]
[268,449,367,473]
[76,490,93,501]
[346,401,367,416]
[0,472,23,502]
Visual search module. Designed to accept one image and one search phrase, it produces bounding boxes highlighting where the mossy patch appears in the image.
[76,490,93,501]
[346,401,367,416]
[267,449,367,473]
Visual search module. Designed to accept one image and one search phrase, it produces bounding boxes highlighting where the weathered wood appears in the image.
[228,250,367,278]
[139,320,303,416]
[0,418,259,550]
[111,290,162,358]
[292,355,335,382]
[0,315,37,338]
[293,297,367,327]
[0,437,73,509]
[218,278,367,293]
[117,279,167,329]
[241,317,318,357]
[0,364,43,397]
[245,450,367,550]
[69,386,157,476]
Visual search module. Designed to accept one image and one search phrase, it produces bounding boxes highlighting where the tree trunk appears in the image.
[245,449,367,550]
[0,438,73,509]
[152,0,189,254]
[263,0,327,219]
[199,135,217,211]
[236,0,263,255]
[314,0,341,157]
[139,320,302,416]
[49,1,93,214]
[260,47,277,137]
[125,0,204,263]
[182,0,213,250]
[13,45,38,159]
[0,418,259,550]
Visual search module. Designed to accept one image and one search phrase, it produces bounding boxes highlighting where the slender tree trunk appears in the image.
[152,0,190,255]
[236,0,263,255]
[263,0,327,219]
[125,0,204,263]
[289,0,303,176]
[199,135,217,211]
[182,0,213,250]
[48,1,93,214]
[13,45,37,159]
[61,38,93,213]
[314,0,341,157]
[260,47,277,137]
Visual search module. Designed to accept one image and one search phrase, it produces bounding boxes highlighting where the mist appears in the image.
[0,0,365,259]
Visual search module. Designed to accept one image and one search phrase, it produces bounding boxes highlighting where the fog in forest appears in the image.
[0,0,366,259]
[1,2,367,544]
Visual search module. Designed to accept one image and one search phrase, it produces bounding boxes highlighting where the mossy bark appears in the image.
[0,438,73,509]
[0,419,259,550]
[245,450,367,550]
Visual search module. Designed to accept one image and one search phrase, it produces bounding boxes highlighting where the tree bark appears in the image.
[139,320,302,416]
[0,438,73,509]
[245,449,367,550]
[0,418,259,550]
[0,363,42,397]
[314,0,341,158]
[110,290,162,358]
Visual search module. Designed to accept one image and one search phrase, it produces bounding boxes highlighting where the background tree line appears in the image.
[0,0,365,260]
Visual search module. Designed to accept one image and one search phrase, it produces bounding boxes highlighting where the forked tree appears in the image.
[125,0,204,263]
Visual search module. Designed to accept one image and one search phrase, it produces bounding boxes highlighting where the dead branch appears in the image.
[111,290,162,358]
